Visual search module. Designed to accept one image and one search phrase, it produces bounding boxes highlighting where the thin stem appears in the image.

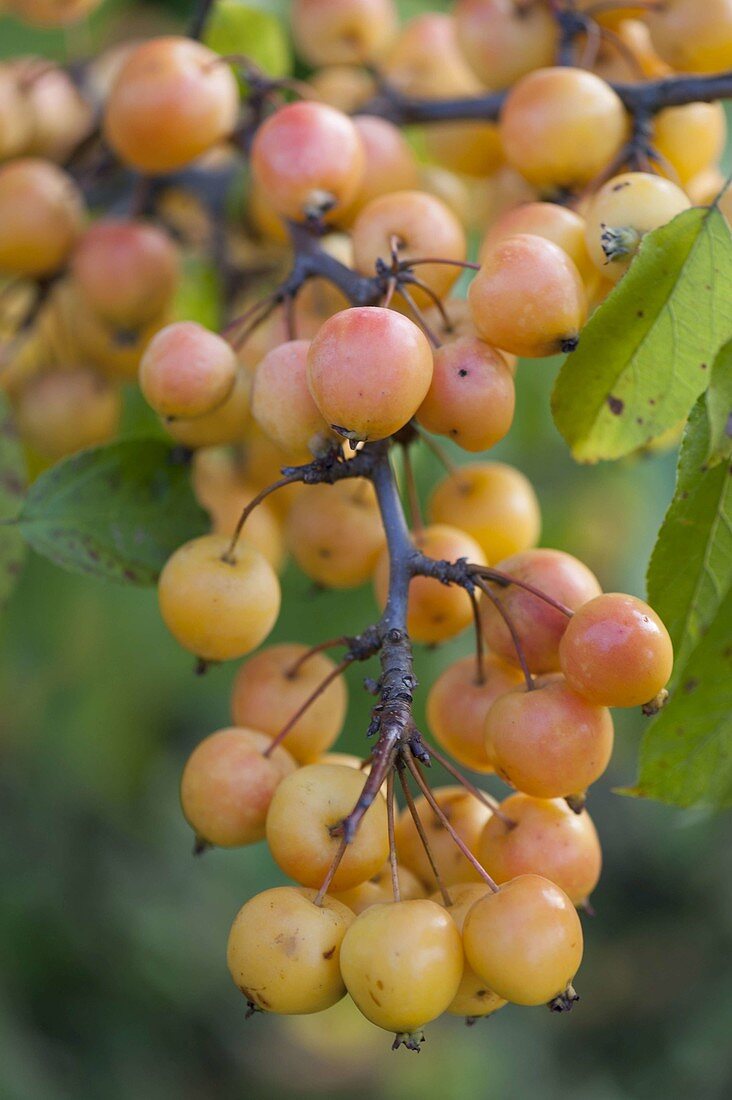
[396,285,441,349]
[313,834,349,906]
[397,764,452,906]
[468,587,486,685]
[283,292,297,341]
[263,657,353,758]
[399,257,481,272]
[472,566,574,618]
[596,23,645,80]
[386,770,401,903]
[404,753,499,893]
[221,291,280,343]
[400,272,453,328]
[424,742,514,827]
[474,577,535,692]
[412,425,460,477]
[223,475,301,561]
[285,636,349,677]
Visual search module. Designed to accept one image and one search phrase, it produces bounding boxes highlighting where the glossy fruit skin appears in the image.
[584,172,691,283]
[104,38,239,174]
[499,67,628,189]
[480,201,596,289]
[341,115,420,220]
[468,234,587,359]
[462,875,583,1005]
[140,322,237,419]
[428,462,541,565]
[351,189,466,305]
[653,102,727,186]
[0,67,34,160]
[374,524,487,644]
[266,764,389,892]
[425,118,504,180]
[251,339,330,456]
[0,158,84,277]
[250,101,365,221]
[647,0,732,74]
[454,0,557,89]
[339,899,464,1032]
[434,883,507,1018]
[333,865,426,914]
[63,283,170,382]
[157,533,280,661]
[382,12,481,99]
[227,887,354,1014]
[394,785,492,889]
[426,654,523,772]
[307,65,377,113]
[291,0,397,66]
[559,593,674,707]
[416,337,515,452]
[180,727,295,847]
[230,643,347,764]
[478,792,602,904]
[11,57,93,162]
[485,678,614,799]
[70,219,179,328]
[285,479,386,588]
[191,453,284,568]
[13,368,121,459]
[306,307,433,442]
[480,548,602,673]
[162,368,251,448]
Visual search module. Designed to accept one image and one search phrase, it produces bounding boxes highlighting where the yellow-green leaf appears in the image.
[204,1,291,79]
[647,398,732,671]
[705,337,732,465]
[621,588,732,809]
[552,207,732,462]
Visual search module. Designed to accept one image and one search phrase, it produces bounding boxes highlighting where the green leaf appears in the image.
[173,254,223,331]
[0,392,27,608]
[552,206,732,462]
[647,398,732,670]
[16,440,208,585]
[204,1,291,79]
[705,337,732,465]
[621,588,732,809]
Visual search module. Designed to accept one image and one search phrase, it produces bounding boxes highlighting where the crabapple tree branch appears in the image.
[362,70,732,127]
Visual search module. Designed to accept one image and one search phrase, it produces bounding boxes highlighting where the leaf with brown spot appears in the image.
[552,207,732,462]
[16,439,207,585]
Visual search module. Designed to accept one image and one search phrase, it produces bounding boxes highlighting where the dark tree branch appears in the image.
[362,70,732,128]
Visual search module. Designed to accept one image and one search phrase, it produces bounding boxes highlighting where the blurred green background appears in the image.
[1,2,731,1099]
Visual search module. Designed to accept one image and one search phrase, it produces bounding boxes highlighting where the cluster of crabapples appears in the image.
[2,0,732,460]
[1,0,722,1049]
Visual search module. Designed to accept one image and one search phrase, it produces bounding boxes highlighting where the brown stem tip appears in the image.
[548,984,580,1014]
[392,1029,426,1052]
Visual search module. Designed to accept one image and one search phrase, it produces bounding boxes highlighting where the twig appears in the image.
[404,754,499,893]
[397,763,451,906]
[474,577,535,692]
[386,770,401,903]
